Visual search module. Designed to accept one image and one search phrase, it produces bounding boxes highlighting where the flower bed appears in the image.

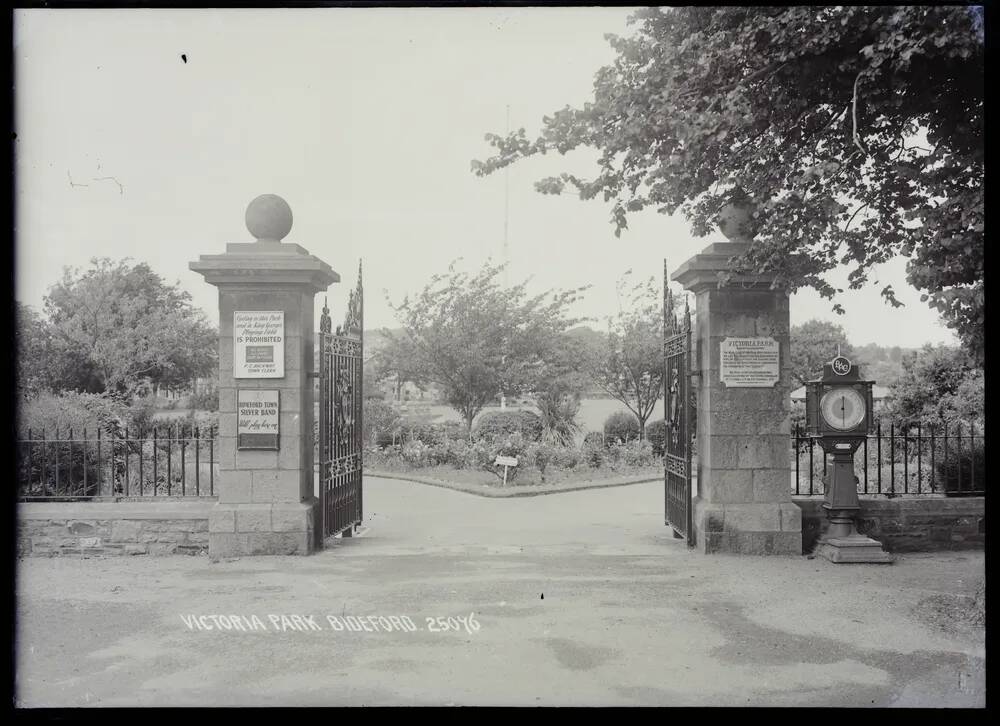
[364,433,661,489]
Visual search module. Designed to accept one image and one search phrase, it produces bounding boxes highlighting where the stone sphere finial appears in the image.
[245,194,293,242]
[717,190,758,243]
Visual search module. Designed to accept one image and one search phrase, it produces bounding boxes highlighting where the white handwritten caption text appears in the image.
[181,613,481,634]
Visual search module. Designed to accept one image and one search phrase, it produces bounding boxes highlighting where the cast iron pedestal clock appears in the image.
[805,354,892,563]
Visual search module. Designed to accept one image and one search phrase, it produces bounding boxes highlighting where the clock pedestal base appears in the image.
[814,505,892,564]
[814,534,893,564]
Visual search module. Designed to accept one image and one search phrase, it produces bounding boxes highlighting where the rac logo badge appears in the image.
[831,356,852,376]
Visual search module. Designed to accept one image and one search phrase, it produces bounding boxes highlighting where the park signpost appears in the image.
[494,455,518,487]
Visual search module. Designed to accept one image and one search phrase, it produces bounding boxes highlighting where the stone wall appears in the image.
[18,501,214,557]
[795,496,985,554]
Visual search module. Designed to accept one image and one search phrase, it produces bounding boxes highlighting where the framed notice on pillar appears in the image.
[237,389,280,450]
[720,337,780,387]
[234,311,284,378]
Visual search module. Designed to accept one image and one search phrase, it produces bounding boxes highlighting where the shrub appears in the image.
[364,398,402,445]
[188,388,219,412]
[583,439,605,468]
[403,420,466,446]
[527,441,560,482]
[17,392,129,498]
[557,446,582,470]
[646,419,667,456]
[582,431,605,447]
[535,384,582,446]
[623,439,656,468]
[473,410,543,443]
[400,440,432,468]
[605,440,627,467]
[603,411,640,443]
[934,438,986,493]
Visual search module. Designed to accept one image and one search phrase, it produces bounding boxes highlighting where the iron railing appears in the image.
[17,424,218,501]
[792,420,984,497]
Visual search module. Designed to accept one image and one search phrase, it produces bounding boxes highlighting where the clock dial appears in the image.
[820,388,866,431]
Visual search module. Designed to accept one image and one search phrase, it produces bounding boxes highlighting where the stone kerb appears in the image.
[673,241,801,555]
[190,195,338,558]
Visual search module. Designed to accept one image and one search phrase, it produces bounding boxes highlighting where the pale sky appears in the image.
[14,7,957,348]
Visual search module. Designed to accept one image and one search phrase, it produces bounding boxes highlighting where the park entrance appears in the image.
[318,265,364,540]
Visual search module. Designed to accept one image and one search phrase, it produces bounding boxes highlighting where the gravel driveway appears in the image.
[16,478,985,707]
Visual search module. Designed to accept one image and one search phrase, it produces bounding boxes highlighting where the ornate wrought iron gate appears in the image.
[319,264,363,541]
[664,261,694,545]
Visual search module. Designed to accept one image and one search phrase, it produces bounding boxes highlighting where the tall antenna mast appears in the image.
[503,104,510,288]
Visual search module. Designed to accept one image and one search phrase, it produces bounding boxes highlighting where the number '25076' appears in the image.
[425,613,480,634]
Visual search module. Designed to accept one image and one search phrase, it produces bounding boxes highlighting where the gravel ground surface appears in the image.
[16,477,985,707]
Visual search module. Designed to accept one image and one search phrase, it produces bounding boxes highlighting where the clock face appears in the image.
[820,388,866,431]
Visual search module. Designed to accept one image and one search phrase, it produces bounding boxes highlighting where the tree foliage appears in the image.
[367,329,427,401]
[38,258,217,397]
[588,273,665,439]
[789,319,858,386]
[386,260,588,435]
[474,6,983,362]
[885,344,983,426]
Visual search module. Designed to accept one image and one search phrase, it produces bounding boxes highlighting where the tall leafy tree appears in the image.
[887,344,983,426]
[387,260,587,436]
[43,258,217,397]
[16,303,56,397]
[589,273,665,440]
[473,6,984,363]
[789,319,858,386]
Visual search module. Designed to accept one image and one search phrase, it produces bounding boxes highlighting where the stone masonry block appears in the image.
[217,470,252,504]
[218,414,237,439]
[236,505,272,533]
[236,450,278,470]
[723,504,781,533]
[209,508,236,533]
[252,470,301,503]
[110,520,143,541]
[271,505,312,533]
[702,386,790,414]
[707,469,754,504]
[283,336,301,372]
[736,435,789,470]
[778,502,802,532]
[209,533,250,559]
[706,408,789,436]
[218,388,236,414]
[67,521,97,536]
[219,336,233,373]
[753,469,793,503]
[247,532,309,556]
[216,437,237,471]
[279,412,302,438]
[278,436,303,471]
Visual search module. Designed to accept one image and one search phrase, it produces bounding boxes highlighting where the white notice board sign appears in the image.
[237,389,279,449]
[720,337,780,387]
[234,311,284,378]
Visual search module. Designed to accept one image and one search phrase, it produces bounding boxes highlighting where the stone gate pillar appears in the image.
[672,207,801,555]
[190,195,339,558]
